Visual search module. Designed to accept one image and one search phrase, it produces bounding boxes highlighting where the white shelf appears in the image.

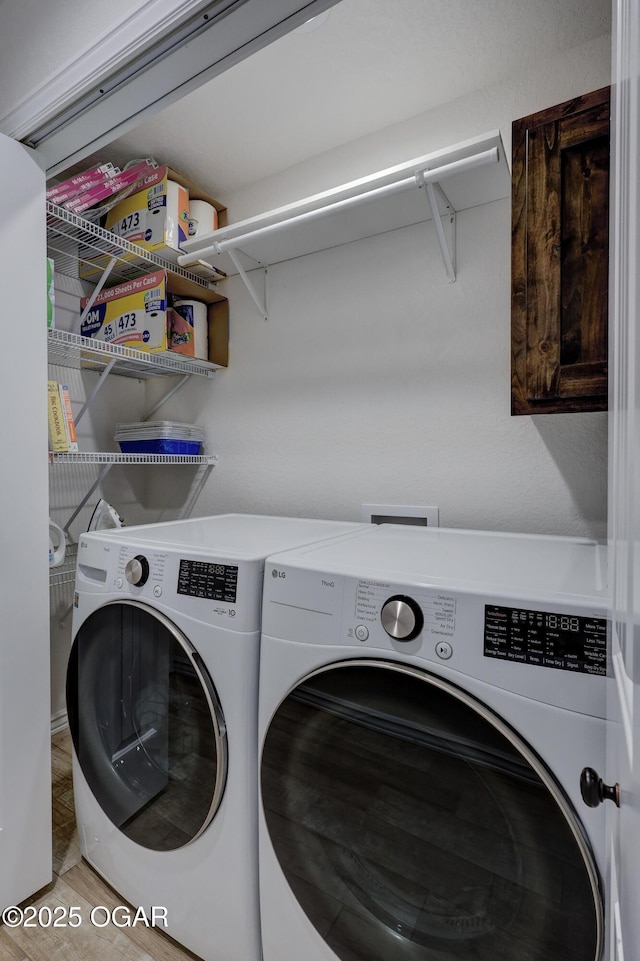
[49,451,216,535]
[49,544,78,588]
[179,131,511,295]
[49,451,217,466]
[48,328,220,379]
[47,200,225,290]
[46,204,220,543]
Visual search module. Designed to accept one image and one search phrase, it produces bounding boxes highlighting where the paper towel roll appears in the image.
[188,199,217,238]
[173,299,209,360]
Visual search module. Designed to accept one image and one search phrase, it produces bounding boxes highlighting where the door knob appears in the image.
[580,767,620,808]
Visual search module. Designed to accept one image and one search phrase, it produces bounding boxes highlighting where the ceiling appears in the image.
[79,0,611,200]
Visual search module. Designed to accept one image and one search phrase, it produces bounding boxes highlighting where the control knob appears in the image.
[125,554,150,587]
[380,595,424,641]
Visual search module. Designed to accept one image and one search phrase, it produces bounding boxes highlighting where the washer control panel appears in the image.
[177,559,238,603]
[114,548,167,590]
[76,534,264,633]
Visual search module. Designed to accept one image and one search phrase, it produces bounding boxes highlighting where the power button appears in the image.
[355,625,369,641]
[435,641,453,660]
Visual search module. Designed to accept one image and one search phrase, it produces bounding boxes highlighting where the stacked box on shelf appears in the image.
[68,165,230,367]
[106,166,189,259]
[79,269,229,367]
[80,269,169,353]
[166,271,229,368]
[80,167,227,275]
[46,162,119,207]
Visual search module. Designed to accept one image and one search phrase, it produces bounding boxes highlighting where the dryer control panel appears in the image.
[484,604,607,676]
[260,558,611,715]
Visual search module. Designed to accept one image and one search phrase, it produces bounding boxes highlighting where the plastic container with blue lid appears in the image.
[114,421,205,455]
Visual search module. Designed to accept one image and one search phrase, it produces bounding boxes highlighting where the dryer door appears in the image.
[67,600,227,851]
[261,660,603,961]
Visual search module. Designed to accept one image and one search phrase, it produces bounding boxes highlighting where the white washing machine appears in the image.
[67,513,363,961]
[257,524,611,961]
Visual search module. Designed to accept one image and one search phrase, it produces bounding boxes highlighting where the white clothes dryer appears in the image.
[257,525,611,961]
[67,513,362,961]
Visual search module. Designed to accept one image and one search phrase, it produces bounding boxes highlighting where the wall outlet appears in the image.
[361,503,439,527]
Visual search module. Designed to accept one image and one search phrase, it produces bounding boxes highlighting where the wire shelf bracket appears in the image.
[49,452,217,533]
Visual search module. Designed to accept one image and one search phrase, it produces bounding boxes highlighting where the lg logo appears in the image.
[271,569,286,579]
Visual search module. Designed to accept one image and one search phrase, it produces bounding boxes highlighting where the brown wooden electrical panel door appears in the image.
[511,87,610,415]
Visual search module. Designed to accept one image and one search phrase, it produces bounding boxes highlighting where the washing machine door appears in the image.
[261,660,603,961]
[67,600,227,851]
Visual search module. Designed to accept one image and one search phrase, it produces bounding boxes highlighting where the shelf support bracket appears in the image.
[74,256,117,333]
[226,248,269,320]
[178,463,215,518]
[416,171,456,282]
[74,357,117,426]
[141,374,191,422]
[63,463,114,534]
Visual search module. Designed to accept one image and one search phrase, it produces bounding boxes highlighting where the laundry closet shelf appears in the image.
[49,451,217,465]
[49,451,216,537]
[178,130,511,296]
[48,329,220,379]
[49,544,78,588]
[46,200,225,291]
[47,205,220,541]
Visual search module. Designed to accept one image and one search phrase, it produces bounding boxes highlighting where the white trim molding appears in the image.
[0,0,339,176]
[0,0,216,140]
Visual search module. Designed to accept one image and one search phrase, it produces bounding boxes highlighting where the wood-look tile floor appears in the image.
[0,729,202,961]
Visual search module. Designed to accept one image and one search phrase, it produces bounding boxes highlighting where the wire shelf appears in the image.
[49,451,217,465]
[47,205,220,539]
[47,201,225,289]
[49,544,78,588]
[48,328,220,379]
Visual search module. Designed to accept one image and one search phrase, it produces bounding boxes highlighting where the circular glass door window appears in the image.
[261,661,603,961]
[67,600,227,851]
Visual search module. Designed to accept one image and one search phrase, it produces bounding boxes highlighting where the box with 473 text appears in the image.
[80,270,168,353]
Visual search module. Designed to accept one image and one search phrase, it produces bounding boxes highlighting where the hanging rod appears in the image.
[177,146,499,268]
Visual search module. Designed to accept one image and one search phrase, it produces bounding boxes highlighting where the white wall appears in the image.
[147,33,611,539]
[223,35,612,222]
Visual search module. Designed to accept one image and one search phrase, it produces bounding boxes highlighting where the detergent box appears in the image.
[80,269,168,353]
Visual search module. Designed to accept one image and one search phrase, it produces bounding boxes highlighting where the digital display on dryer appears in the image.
[177,559,238,602]
[484,605,607,675]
